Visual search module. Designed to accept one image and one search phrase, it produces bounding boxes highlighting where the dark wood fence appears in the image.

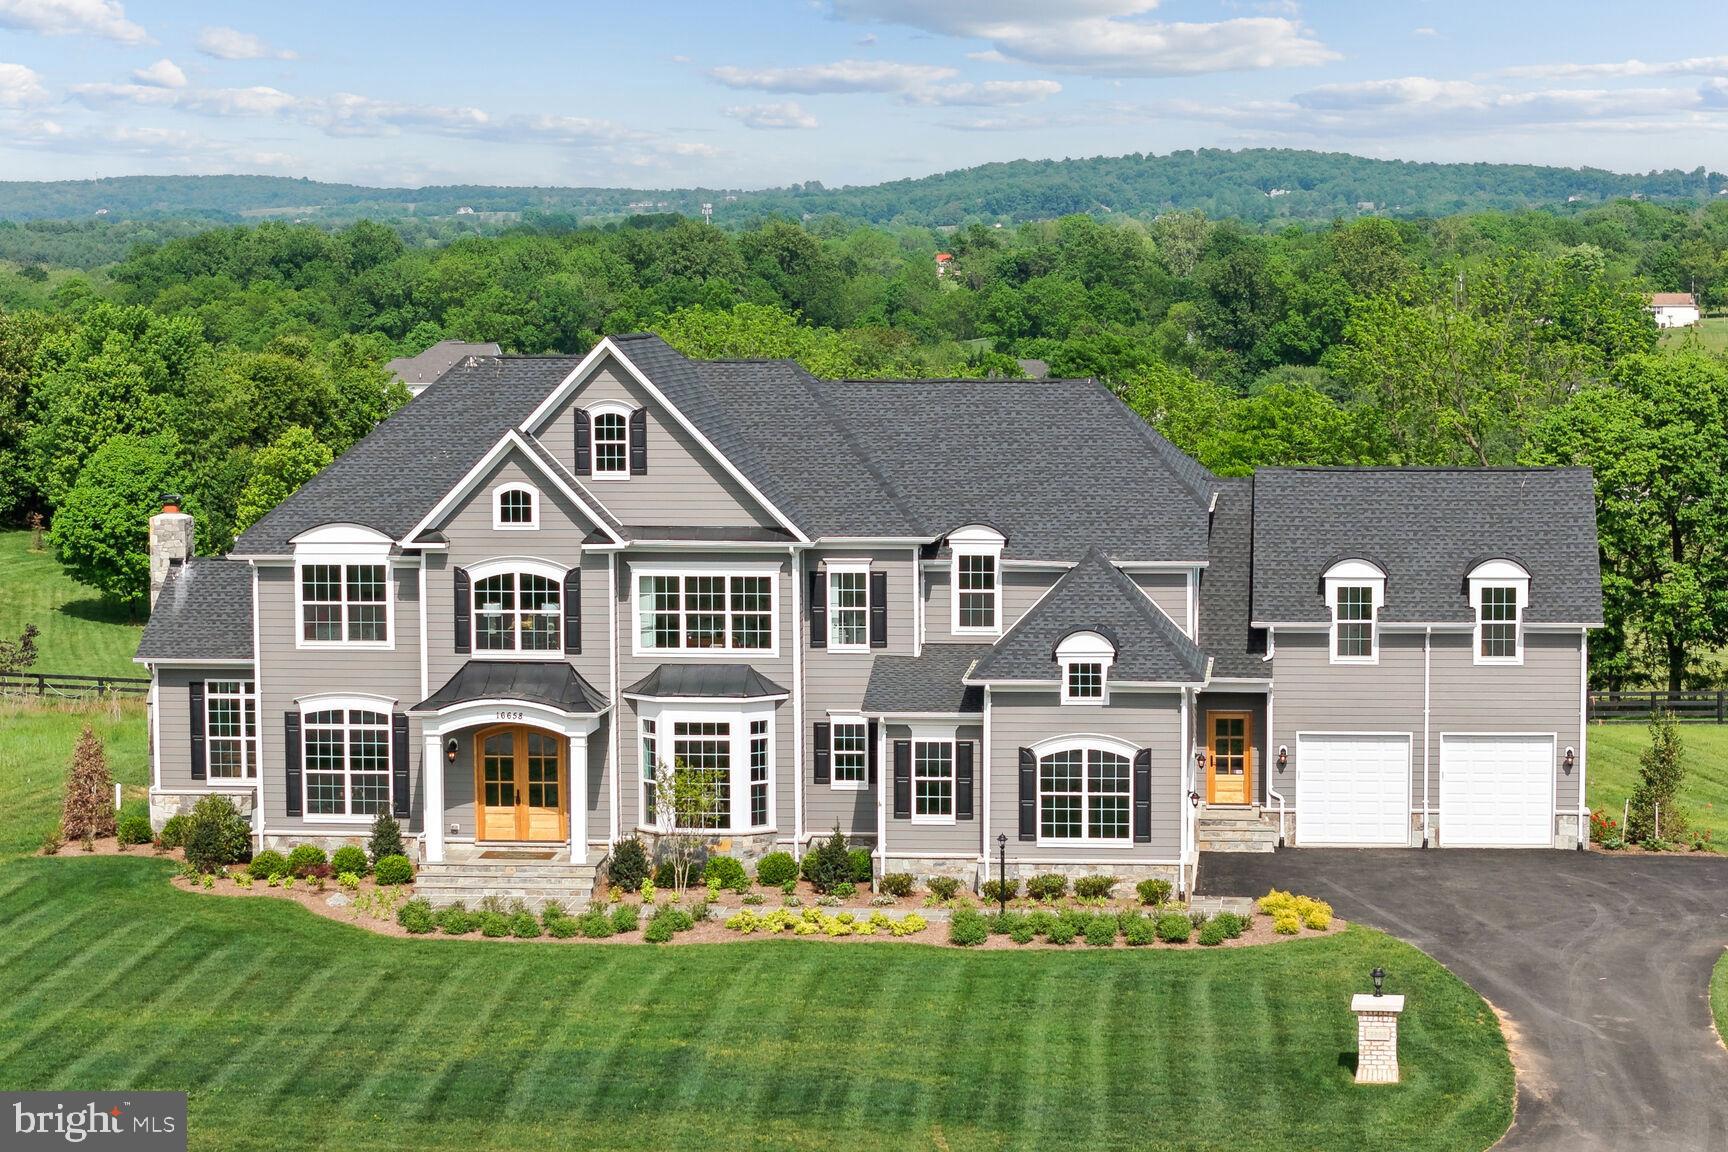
[0,671,151,698]
[1589,690,1728,723]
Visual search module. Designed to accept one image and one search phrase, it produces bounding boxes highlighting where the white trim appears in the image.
[1421,625,1432,846]
[910,546,923,658]
[1437,732,1559,848]
[1579,628,1589,838]
[295,698,397,823]
[288,523,393,549]
[629,563,782,659]
[909,734,958,826]
[524,337,809,542]
[133,658,255,667]
[201,677,259,782]
[635,704,779,834]
[980,685,992,872]
[828,714,870,790]
[824,562,872,652]
[1027,734,1139,849]
[490,481,540,530]
[1468,561,1530,666]
[1293,730,1416,848]
[422,732,445,863]
[607,553,621,846]
[875,717,888,864]
[401,428,625,549]
[416,701,604,738]
[250,563,265,840]
[1185,567,1198,639]
[792,549,804,856]
[1056,630,1115,705]
[464,557,570,661]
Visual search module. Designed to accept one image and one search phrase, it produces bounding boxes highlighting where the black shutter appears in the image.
[867,719,879,786]
[188,681,206,780]
[392,713,411,818]
[628,408,648,475]
[956,741,974,820]
[453,567,471,655]
[1017,747,1036,841]
[892,739,912,819]
[284,712,302,818]
[807,568,827,648]
[573,407,591,475]
[813,721,831,785]
[563,565,582,655]
[869,570,888,649]
[1133,748,1152,844]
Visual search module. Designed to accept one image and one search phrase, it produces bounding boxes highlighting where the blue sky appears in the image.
[0,0,1723,188]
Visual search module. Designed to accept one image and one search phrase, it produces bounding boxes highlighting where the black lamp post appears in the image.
[1371,966,1385,996]
[996,833,1008,916]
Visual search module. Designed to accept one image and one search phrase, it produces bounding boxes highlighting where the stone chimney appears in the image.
[148,496,194,610]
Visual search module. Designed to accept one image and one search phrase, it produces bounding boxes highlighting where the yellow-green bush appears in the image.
[726,905,927,938]
[1272,910,1301,935]
[1258,889,1333,931]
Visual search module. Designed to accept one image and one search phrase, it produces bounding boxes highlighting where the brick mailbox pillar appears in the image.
[1351,994,1405,1084]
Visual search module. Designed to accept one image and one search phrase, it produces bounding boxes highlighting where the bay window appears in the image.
[636,707,776,832]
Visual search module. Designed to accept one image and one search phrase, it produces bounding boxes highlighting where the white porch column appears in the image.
[423,733,445,864]
[569,730,589,864]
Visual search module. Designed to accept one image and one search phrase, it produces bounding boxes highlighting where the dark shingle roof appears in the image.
[413,660,608,714]
[234,355,580,553]
[135,560,254,662]
[971,549,1209,684]
[1199,478,1267,679]
[861,644,992,715]
[1250,468,1604,626]
[386,340,502,386]
[622,664,789,700]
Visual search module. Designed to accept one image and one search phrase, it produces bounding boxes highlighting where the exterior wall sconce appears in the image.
[1188,790,1201,808]
[1563,747,1575,774]
[1277,745,1289,771]
[1193,748,1207,771]
[445,737,459,764]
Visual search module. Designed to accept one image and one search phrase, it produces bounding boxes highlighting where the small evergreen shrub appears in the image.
[331,845,369,877]
[980,878,1020,903]
[756,850,797,887]
[374,854,414,886]
[1026,909,1057,937]
[1155,913,1192,943]
[607,837,651,892]
[1046,918,1077,945]
[438,903,478,935]
[1190,910,1209,931]
[879,872,914,897]
[397,899,437,934]
[1026,873,1068,902]
[801,826,855,893]
[1197,918,1230,946]
[367,812,406,865]
[480,912,511,938]
[927,875,960,901]
[546,914,580,938]
[653,857,700,889]
[702,855,749,892]
[286,843,328,877]
[578,909,615,938]
[116,810,153,847]
[1008,920,1037,944]
[1273,911,1301,935]
[1084,915,1119,947]
[828,882,856,901]
[988,911,1025,936]
[1136,877,1173,906]
[1216,912,1247,939]
[1075,875,1116,900]
[643,915,675,943]
[848,847,875,884]
[1123,914,1157,946]
[158,813,190,850]
[949,907,988,946]
[184,795,252,873]
[247,849,289,881]
[509,910,542,938]
[611,903,640,934]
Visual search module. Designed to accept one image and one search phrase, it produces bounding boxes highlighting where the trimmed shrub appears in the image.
[949,907,988,947]
[184,795,252,873]
[331,845,368,877]
[546,914,580,939]
[643,914,676,943]
[980,878,1020,903]
[367,812,406,865]
[611,903,640,934]
[509,910,542,938]
[1273,911,1301,935]
[1075,875,1116,900]
[286,843,328,877]
[247,849,289,881]
[1197,918,1230,946]
[849,847,875,884]
[1216,912,1247,939]
[702,855,749,893]
[756,850,797,887]
[374,854,414,886]
[1300,900,1332,931]
[1025,909,1057,937]
[1124,914,1157,946]
[1136,877,1173,906]
[879,872,914,898]
[578,909,615,938]
[988,911,1025,936]
[1008,920,1037,944]
[438,903,478,935]
[607,837,651,892]
[1046,918,1077,945]
[1026,873,1068,902]
[1084,915,1119,947]
[801,826,855,893]
[927,875,960,901]
[157,813,190,850]
[1155,913,1192,943]
[116,810,153,847]
[397,899,437,934]
[480,912,511,938]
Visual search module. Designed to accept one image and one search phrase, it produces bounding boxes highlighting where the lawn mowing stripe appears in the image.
[333,954,492,1122]
[662,947,767,1113]
[572,958,680,1117]
[253,966,396,1113]
[0,887,109,966]
[1008,957,1067,1148]
[914,950,977,1138]
[403,952,537,1125]
[0,918,179,1069]
[1185,956,1227,1131]
[496,952,623,1124]
[743,945,835,1119]
[811,952,899,1119]
[200,960,346,1095]
[1095,958,1145,1141]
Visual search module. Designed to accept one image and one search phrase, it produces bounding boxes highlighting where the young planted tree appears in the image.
[1627,712,1687,844]
[61,725,116,846]
[653,755,719,892]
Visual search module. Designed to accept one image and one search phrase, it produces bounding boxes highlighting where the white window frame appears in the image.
[634,702,777,834]
[589,400,633,480]
[1057,631,1115,706]
[293,560,394,650]
[1323,559,1385,666]
[204,679,257,781]
[631,564,781,658]
[949,525,1004,636]
[826,562,871,652]
[1031,734,1138,848]
[491,482,539,530]
[297,694,396,823]
[1469,559,1530,666]
[829,714,869,791]
[467,557,567,660]
[910,730,957,826]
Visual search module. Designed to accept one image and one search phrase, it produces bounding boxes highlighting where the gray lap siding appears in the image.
[921,567,1057,643]
[883,722,984,856]
[1130,571,1192,635]
[153,664,259,796]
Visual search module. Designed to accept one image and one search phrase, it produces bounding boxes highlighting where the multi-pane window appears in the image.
[637,573,773,652]
[749,719,770,828]
[300,564,388,644]
[496,487,535,526]
[594,411,628,475]
[303,708,390,817]
[1334,585,1375,659]
[640,719,658,825]
[1065,661,1104,702]
[828,569,868,649]
[955,553,998,631]
[832,720,868,786]
[913,740,954,820]
[1039,747,1130,842]
[672,721,731,830]
[475,572,561,652]
[205,680,257,779]
[1479,586,1519,659]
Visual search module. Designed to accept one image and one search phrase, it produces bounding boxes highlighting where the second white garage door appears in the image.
[1296,734,1411,846]
[1440,735,1554,847]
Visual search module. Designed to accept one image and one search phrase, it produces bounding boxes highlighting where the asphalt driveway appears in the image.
[1198,849,1728,1151]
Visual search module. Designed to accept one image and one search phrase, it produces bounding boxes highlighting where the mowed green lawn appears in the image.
[0,699,147,857]
[0,528,145,679]
[1659,315,1728,353]
[0,858,1512,1152]
[1587,722,1728,847]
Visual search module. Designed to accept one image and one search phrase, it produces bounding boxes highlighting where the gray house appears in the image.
[136,335,1602,899]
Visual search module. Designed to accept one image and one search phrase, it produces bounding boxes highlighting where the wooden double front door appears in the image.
[475,725,567,842]
[1206,711,1254,806]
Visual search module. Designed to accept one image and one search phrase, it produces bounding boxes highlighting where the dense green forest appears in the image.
[4,188,1728,690]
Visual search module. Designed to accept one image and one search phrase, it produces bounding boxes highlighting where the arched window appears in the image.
[1056,630,1116,705]
[593,410,629,476]
[1323,558,1385,665]
[298,697,395,819]
[1468,559,1529,665]
[493,483,538,530]
[1034,736,1137,844]
[469,559,564,654]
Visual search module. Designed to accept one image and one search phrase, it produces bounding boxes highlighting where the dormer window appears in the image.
[1057,630,1116,705]
[291,524,394,651]
[949,525,1005,635]
[1469,559,1529,665]
[493,483,538,530]
[1323,559,1385,665]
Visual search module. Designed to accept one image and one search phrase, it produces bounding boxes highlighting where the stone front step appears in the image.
[1197,837,1277,854]
[415,862,598,910]
[1197,811,1280,854]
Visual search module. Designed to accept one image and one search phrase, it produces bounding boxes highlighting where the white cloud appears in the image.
[0,0,146,43]
[829,0,1337,77]
[131,58,186,88]
[723,101,820,129]
[905,79,1061,106]
[1413,27,1438,38]
[0,61,48,107]
[1503,56,1728,80]
[195,25,296,61]
[965,49,1008,62]
[710,59,955,94]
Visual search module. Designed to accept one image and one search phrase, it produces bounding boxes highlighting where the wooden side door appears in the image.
[1207,712,1253,805]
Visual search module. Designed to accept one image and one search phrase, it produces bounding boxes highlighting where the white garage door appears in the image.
[1440,735,1553,848]
[1297,735,1411,846]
